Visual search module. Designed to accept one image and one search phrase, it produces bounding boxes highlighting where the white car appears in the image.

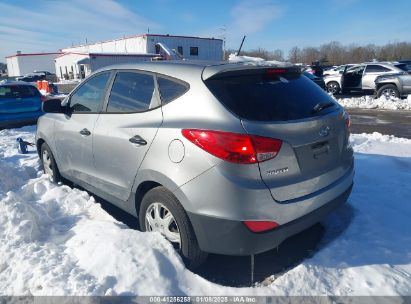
[324,62,405,94]
[323,64,355,76]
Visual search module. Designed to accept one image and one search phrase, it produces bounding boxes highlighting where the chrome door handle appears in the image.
[129,135,147,146]
[79,128,91,136]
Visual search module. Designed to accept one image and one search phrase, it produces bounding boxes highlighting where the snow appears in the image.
[336,95,411,110]
[228,53,285,66]
[1,127,411,296]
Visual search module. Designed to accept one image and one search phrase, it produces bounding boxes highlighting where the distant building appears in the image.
[55,52,158,80]
[57,34,223,80]
[6,52,62,77]
[5,34,223,81]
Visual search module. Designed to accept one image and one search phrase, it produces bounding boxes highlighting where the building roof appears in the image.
[5,52,63,59]
[55,52,160,61]
[60,33,223,51]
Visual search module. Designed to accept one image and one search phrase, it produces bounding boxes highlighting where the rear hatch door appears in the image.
[0,85,42,114]
[204,67,352,202]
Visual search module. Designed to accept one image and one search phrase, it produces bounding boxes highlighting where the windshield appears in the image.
[0,85,40,99]
[205,69,337,122]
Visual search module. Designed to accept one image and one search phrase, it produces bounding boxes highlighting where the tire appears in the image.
[326,81,340,94]
[377,84,400,99]
[40,142,61,183]
[139,186,208,269]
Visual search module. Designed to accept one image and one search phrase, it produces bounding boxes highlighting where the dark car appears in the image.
[16,74,46,82]
[303,71,326,90]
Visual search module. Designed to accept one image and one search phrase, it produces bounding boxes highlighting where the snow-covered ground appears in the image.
[1,127,410,296]
[336,95,411,111]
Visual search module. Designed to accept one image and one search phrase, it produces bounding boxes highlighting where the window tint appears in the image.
[70,72,110,112]
[365,65,391,73]
[190,47,198,56]
[157,77,189,104]
[177,46,183,55]
[0,85,39,99]
[205,70,337,122]
[107,72,156,113]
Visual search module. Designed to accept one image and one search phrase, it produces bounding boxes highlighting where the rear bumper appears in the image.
[188,183,352,255]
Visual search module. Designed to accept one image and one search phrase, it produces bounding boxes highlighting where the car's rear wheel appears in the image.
[377,84,399,99]
[40,142,61,183]
[326,81,340,94]
[139,186,208,269]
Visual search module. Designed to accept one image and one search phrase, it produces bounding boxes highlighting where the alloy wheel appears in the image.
[145,202,181,249]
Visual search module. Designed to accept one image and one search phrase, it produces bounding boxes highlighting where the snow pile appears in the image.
[1,127,411,296]
[228,53,285,66]
[336,95,411,110]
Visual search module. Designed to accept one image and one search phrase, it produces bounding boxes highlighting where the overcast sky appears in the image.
[1,0,411,60]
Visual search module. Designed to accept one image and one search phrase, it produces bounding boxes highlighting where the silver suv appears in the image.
[36,61,354,268]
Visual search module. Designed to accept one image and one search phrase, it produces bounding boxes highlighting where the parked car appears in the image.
[16,73,45,82]
[324,62,405,94]
[0,81,45,128]
[303,71,326,90]
[36,61,354,268]
[375,72,411,98]
[323,64,355,76]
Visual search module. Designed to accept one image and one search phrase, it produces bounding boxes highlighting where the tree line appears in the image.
[227,41,411,66]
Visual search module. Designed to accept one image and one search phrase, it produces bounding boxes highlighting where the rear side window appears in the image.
[365,65,391,73]
[205,69,337,122]
[107,72,157,113]
[157,77,189,104]
[70,72,110,112]
[0,85,39,98]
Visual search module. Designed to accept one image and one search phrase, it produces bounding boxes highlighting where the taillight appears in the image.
[344,112,351,129]
[243,221,279,233]
[40,95,47,102]
[181,129,282,164]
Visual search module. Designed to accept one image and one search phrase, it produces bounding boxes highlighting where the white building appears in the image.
[6,52,62,77]
[56,34,223,80]
[61,34,223,61]
[55,52,159,80]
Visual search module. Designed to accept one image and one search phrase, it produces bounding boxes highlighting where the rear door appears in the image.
[362,64,397,90]
[53,72,112,183]
[0,85,41,114]
[205,68,353,202]
[92,71,163,201]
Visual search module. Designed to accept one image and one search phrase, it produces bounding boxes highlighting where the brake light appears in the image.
[181,129,282,164]
[266,68,288,76]
[243,221,279,233]
[40,95,47,102]
[344,112,351,129]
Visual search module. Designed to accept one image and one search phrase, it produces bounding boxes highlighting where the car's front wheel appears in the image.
[40,142,61,183]
[377,84,400,99]
[326,81,340,94]
[139,186,207,269]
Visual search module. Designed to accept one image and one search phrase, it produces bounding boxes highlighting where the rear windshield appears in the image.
[0,85,40,99]
[205,69,337,121]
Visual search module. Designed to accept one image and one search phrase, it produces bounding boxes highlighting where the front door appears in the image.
[53,72,112,184]
[342,65,365,91]
[92,71,163,201]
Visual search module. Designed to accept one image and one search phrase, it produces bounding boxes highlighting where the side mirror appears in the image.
[42,99,68,114]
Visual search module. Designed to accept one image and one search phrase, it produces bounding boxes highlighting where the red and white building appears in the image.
[5,34,224,80]
[55,34,223,80]
[6,52,62,77]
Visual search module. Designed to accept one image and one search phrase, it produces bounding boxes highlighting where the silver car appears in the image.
[36,61,354,268]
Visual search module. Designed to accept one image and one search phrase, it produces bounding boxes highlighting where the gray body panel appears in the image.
[36,60,354,256]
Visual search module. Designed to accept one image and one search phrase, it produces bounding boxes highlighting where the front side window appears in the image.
[107,72,156,113]
[70,72,110,113]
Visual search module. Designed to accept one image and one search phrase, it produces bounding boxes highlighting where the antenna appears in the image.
[237,35,246,56]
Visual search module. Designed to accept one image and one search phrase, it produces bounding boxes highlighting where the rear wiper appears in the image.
[312,101,335,114]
